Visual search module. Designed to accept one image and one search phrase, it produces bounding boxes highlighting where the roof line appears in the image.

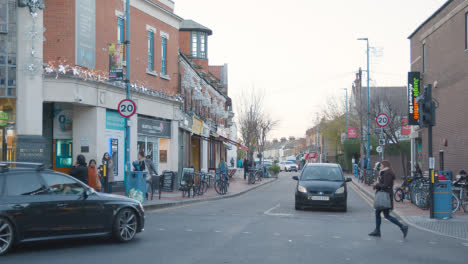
[408,0,453,39]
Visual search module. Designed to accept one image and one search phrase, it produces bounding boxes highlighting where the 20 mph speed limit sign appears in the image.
[118,99,136,118]
[376,113,389,127]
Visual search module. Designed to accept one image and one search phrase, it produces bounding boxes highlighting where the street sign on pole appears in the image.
[379,139,385,145]
[376,146,383,153]
[376,113,389,127]
[118,99,136,118]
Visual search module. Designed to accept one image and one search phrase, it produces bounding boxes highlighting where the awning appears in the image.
[218,136,248,151]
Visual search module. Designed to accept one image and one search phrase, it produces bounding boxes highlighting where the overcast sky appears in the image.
[174,0,447,140]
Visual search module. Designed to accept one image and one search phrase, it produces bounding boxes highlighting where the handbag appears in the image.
[374,191,392,210]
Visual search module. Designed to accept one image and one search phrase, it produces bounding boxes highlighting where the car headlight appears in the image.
[298,185,307,193]
[335,186,345,194]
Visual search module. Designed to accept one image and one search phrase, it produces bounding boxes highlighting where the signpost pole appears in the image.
[124,0,131,193]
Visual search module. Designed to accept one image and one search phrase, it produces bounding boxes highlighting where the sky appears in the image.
[173,0,448,140]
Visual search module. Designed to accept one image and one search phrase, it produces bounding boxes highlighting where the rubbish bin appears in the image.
[126,171,147,203]
[353,164,359,178]
[434,180,452,219]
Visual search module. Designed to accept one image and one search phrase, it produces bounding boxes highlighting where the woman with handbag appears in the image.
[369,160,409,238]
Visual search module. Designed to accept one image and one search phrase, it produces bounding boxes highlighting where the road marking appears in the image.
[242,232,251,234]
[264,204,293,217]
[185,229,193,232]
[273,232,281,236]
[304,235,313,237]
[332,235,342,239]
[158,228,165,231]
[429,241,437,245]
[215,230,221,233]
[463,243,468,247]
[349,183,373,207]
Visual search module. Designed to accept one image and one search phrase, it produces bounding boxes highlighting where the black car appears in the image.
[292,163,351,212]
[0,163,145,255]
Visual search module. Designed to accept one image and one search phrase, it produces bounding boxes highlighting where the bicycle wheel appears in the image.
[223,182,228,194]
[215,180,222,195]
[394,189,404,202]
[452,193,460,213]
[202,181,208,194]
[249,173,256,184]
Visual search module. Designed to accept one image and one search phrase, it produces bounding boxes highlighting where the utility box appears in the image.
[434,180,452,219]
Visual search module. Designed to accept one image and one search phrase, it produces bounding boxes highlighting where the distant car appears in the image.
[0,163,145,256]
[280,161,298,172]
[292,163,351,211]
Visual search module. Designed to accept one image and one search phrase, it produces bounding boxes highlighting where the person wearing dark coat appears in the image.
[69,154,89,185]
[369,160,408,238]
[243,158,249,180]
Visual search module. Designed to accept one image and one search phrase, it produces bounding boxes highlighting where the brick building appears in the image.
[408,0,468,174]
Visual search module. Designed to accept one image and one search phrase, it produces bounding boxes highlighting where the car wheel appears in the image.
[0,217,14,256]
[113,208,138,242]
[295,203,301,210]
[340,201,348,212]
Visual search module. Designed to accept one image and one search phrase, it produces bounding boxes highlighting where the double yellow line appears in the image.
[349,182,374,208]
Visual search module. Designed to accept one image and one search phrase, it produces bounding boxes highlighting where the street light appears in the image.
[343,88,348,139]
[357,37,370,169]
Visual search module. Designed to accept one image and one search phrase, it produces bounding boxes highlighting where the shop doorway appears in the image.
[138,136,159,173]
[191,136,200,171]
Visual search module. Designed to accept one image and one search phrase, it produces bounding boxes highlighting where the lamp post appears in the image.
[343,88,348,139]
[358,37,370,169]
[124,0,131,190]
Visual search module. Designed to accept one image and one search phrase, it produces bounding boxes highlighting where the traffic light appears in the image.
[416,84,436,127]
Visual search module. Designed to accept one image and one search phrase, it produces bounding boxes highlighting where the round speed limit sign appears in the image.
[118,99,136,118]
[376,113,389,127]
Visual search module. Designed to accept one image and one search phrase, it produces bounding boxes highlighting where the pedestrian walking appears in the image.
[144,155,158,199]
[218,157,228,183]
[88,159,101,192]
[69,154,88,184]
[230,157,235,168]
[369,160,408,238]
[102,152,114,192]
[243,158,249,180]
[237,159,242,168]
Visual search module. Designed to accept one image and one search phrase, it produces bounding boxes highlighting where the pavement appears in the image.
[4,172,467,264]
[349,174,468,241]
[115,169,279,210]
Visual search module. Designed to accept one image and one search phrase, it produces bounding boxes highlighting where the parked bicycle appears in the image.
[215,172,229,195]
[248,169,256,184]
[193,172,208,196]
[451,173,468,213]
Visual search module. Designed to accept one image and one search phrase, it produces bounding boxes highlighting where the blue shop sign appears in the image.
[106,110,125,131]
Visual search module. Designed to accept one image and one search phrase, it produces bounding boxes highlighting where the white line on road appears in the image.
[215,230,221,233]
[264,204,293,217]
[273,232,281,236]
[332,235,342,239]
[158,228,165,231]
[185,229,193,232]
[242,232,251,234]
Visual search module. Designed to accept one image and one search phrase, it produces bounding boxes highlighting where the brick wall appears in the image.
[44,0,180,95]
[410,0,468,173]
[179,31,191,56]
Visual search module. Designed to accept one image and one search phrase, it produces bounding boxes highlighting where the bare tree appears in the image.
[237,89,264,163]
[257,115,279,164]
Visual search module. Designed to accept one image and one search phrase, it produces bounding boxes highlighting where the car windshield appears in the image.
[286,161,296,164]
[301,166,343,181]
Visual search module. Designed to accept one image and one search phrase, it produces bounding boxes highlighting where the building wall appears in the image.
[179,31,191,56]
[410,0,468,173]
[44,0,180,95]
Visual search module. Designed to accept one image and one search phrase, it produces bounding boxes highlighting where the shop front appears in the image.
[190,116,203,171]
[0,98,16,162]
[137,116,171,174]
[52,103,73,174]
[105,109,125,181]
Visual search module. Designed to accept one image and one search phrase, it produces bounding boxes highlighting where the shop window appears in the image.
[55,139,73,168]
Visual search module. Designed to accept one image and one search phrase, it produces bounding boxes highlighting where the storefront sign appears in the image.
[17,136,46,163]
[53,103,73,139]
[138,117,171,138]
[408,72,421,125]
[75,0,96,69]
[108,43,124,81]
[0,111,8,126]
[401,118,411,135]
[348,127,357,138]
[106,110,125,131]
[192,116,203,135]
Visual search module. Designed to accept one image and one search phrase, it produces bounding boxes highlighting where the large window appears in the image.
[422,43,426,74]
[117,17,124,44]
[0,0,16,97]
[191,31,207,59]
[161,37,167,75]
[148,31,154,72]
[465,12,468,50]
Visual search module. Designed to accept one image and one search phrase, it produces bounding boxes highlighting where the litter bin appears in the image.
[434,180,452,219]
[125,171,147,203]
[353,164,359,178]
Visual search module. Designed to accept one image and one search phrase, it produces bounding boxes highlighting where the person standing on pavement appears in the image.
[88,159,101,192]
[230,157,235,168]
[102,152,114,193]
[69,154,88,184]
[369,160,409,238]
[144,155,158,199]
[237,159,242,169]
[218,157,229,184]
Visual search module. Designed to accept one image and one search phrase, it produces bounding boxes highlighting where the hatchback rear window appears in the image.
[301,166,343,181]
[6,173,45,196]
